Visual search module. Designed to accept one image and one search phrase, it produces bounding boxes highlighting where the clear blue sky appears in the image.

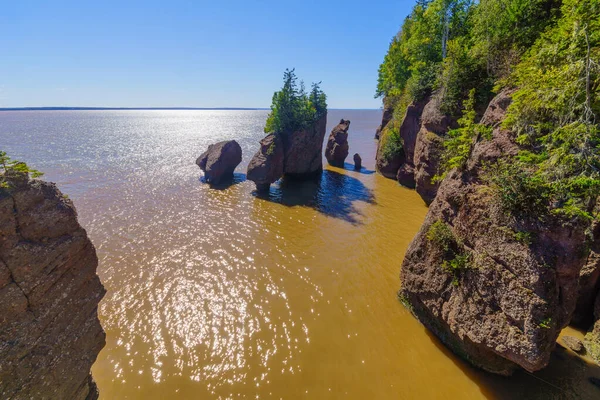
[1,0,412,109]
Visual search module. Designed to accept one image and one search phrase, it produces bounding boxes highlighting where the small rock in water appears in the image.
[561,336,584,353]
[196,140,242,185]
[353,153,362,171]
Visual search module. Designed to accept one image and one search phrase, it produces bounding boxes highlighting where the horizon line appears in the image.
[0,106,381,111]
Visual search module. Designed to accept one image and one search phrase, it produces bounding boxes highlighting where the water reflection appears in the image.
[255,170,376,225]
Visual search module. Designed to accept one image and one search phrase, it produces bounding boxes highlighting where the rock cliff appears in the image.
[375,93,455,204]
[399,90,591,375]
[0,172,105,399]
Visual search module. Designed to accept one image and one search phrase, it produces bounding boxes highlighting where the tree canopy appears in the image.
[264,69,327,134]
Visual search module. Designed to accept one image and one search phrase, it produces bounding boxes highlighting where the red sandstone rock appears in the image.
[400,90,590,375]
[196,140,242,185]
[0,174,105,399]
[325,119,350,167]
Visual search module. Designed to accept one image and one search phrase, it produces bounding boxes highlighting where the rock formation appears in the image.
[0,171,106,399]
[353,153,362,171]
[400,90,591,375]
[248,113,327,191]
[246,133,284,192]
[196,140,242,185]
[375,98,393,140]
[581,211,600,362]
[572,215,600,327]
[375,134,405,179]
[325,119,350,167]
[561,336,584,353]
[375,93,454,204]
[413,94,455,205]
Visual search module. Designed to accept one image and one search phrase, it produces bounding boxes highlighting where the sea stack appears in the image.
[196,140,242,185]
[247,69,328,192]
[0,171,106,399]
[325,119,350,167]
[353,153,362,171]
[247,113,328,191]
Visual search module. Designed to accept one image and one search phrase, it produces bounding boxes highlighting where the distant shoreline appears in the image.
[0,107,379,111]
[0,107,269,111]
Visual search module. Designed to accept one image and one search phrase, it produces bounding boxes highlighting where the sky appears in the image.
[1,0,412,109]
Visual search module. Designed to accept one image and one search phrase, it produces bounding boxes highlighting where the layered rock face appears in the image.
[196,140,242,184]
[375,98,393,140]
[325,119,350,167]
[0,173,105,399]
[248,113,327,190]
[413,94,455,205]
[375,93,454,204]
[400,90,590,375]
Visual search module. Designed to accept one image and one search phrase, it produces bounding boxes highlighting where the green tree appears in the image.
[264,69,327,134]
[0,151,43,189]
[504,0,600,219]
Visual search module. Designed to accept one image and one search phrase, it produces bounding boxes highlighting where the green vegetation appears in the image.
[435,89,492,182]
[539,317,553,329]
[264,69,327,134]
[427,220,472,285]
[500,0,600,221]
[378,0,599,223]
[376,0,576,125]
[398,291,414,312]
[380,125,404,161]
[376,0,560,115]
[0,151,43,189]
[483,160,553,220]
[427,220,456,251]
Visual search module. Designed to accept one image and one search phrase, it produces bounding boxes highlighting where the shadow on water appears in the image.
[339,161,376,175]
[199,172,246,190]
[254,169,375,225]
[420,325,600,399]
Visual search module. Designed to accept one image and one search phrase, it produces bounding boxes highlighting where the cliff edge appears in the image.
[0,171,106,399]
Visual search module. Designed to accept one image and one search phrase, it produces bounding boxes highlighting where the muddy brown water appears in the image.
[1,110,599,399]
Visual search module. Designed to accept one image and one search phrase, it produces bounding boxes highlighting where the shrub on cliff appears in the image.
[0,150,43,189]
[264,69,327,135]
[380,125,404,161]
[435,89,492,182]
